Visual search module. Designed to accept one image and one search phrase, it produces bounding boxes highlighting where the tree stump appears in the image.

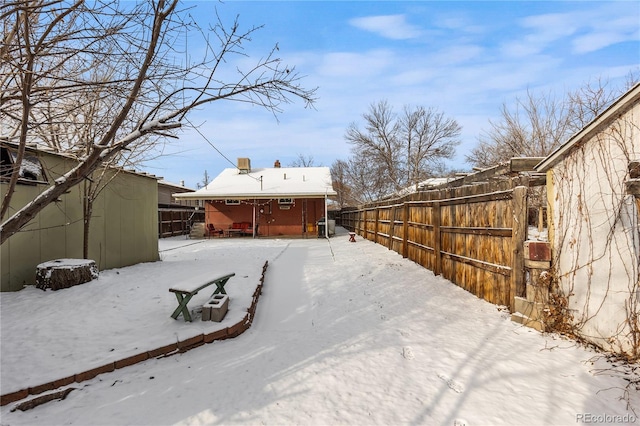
[36,259,99,291]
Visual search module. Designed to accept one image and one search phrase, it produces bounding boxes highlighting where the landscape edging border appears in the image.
[1,260,269,408]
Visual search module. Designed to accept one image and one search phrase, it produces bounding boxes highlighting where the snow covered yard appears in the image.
[0,237,283,396]
[1,228,638,425]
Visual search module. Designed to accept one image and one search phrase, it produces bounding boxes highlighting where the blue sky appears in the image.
[146,1,640,188]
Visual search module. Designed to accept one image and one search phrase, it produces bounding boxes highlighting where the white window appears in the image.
[0,147,48,184]
[278,198,293,205]
[225,199,241,205]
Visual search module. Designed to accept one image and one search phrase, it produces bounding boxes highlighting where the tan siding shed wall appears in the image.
[1,152,159,291]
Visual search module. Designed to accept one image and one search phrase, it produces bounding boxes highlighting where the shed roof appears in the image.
[0,140,160,182]
[535,82,640,172]
[158,180,196,192]
[173,166,337,200]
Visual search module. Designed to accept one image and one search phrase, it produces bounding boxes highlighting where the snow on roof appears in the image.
[173,166,337,200]
[380,177,454,200]
[158,179,196,191]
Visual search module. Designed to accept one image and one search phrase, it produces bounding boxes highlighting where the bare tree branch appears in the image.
[467,76,640,169]
[343,101,461,201]
[0,0,317,244]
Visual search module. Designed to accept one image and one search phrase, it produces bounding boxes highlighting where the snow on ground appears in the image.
[1,238,285,395]
[1,228,638,425]
[527,226,548,242]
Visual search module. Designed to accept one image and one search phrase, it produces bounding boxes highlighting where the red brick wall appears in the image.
[206,198,325,236]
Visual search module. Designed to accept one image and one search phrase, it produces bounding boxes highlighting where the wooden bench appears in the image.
[169,273,235,322]
[226,222,253,237]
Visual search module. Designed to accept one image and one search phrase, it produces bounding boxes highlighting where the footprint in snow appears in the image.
[438,373,464,393]
[453,419,468,426]
[402,346,414,360]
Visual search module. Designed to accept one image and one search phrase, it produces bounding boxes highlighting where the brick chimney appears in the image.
[274,159,281,168]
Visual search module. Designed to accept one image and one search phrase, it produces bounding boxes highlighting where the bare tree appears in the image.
[467,75,640,169]
[624,68,640,91]
[565,78,620,134]
[344,101,460,199]
[401,105,461,190]
[288,153,318,167]
[26,62,155,258]
[345,101,402,192]
[0,0,317,245]
[330,159,360,207]
[341,156,390,204]
[467,89,571,169]
[197,170,212,189]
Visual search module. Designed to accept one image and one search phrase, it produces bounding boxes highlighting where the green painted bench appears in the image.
[169,272,235,322]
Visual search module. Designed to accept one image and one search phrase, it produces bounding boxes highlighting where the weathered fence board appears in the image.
[158,210,203,238]
[341,183,528,308]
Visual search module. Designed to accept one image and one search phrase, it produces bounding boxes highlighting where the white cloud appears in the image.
[316,49,394,77]
[143,2,638,183]
[519,13,578,40]
[573,31,629,54]
[503,6,639,58]
[572,14,640,54]
[432,44,484,65]
[432,12,485,35]
[349,14,422,40]
[500,13,577,58]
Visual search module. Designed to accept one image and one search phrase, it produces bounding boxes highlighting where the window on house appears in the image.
[278,198,293,204]
[0,147,48,184]
[225,199,241,205]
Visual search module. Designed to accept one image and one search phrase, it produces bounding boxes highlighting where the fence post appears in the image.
[388,205,396,250]
[374,207,380,244]
[433,201,441,276]
[510,186,527,312]
[402,202,409,258]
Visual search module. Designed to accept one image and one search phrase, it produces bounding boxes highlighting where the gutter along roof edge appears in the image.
[172,192,337,200]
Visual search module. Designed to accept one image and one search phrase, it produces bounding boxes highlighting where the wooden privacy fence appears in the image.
[341,184,528,311]
[158,210,202,238]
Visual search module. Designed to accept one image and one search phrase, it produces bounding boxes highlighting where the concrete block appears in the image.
[201,305,211,321]
[514,296,546,321]
[511,312,545,332]
[526,283,549,304]
[202,294,229,322]
[525,259,551,269]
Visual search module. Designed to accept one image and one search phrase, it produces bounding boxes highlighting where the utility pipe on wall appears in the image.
[324,190,328,239]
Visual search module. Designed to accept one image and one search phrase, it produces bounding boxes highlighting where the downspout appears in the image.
[253,200,256,239]
[324,190,328,239]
